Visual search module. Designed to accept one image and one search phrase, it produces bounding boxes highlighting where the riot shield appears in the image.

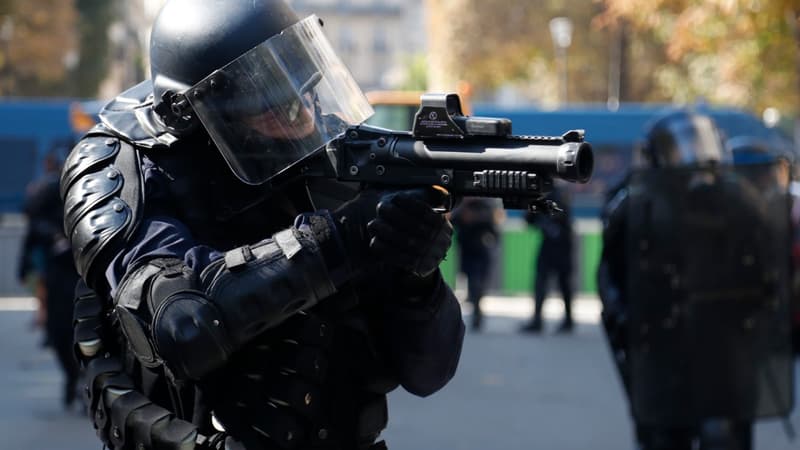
[626,163,794,427]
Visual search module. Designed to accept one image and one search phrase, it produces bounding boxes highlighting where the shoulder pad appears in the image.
[98,80,178,148]
[61,128,144,291]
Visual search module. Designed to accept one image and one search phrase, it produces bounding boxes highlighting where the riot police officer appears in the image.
[19,153,81,409]
[727,135,800,356]
[521,184,574,334]
[597,110,794,450]
[450,198,501,331]
[63,1,465,448]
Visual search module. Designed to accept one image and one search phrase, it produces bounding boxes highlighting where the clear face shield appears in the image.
[184,15,374,185]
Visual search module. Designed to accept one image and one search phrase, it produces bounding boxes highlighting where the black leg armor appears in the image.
[73,280,202,450]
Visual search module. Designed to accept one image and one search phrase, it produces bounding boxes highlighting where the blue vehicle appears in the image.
[0,99,99,213]
[473,102,795,217]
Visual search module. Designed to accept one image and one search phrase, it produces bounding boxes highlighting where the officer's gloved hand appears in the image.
[331,189,383,269]
[332,187,453,279]
[368,187,453,279]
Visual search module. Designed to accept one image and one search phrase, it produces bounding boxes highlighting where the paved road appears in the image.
[1,296,797,450]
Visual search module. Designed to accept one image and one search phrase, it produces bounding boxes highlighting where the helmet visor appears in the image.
[185,15,373,185]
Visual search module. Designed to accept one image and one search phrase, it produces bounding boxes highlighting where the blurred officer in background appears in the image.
[451,198,502,331]
[520,184,575,334]
[63,1,464,449]
[597,110,794,450]
[727,136,800,356]
[18,153,81,410]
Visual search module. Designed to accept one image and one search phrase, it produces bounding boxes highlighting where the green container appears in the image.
[440,226,603,295]
[501,229,542,294]
[439,241,458,288]
[580,232,603,294]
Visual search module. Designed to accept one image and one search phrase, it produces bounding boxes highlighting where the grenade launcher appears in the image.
[305,93,594,212]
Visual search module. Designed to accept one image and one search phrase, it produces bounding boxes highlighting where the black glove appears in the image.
[330,189,382,270]
[332,187,453,279]
[369,187,453,278]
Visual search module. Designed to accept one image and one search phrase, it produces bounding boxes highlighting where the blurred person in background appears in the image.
[450,198,502,331]
[727,136,800,356]
[63,1,464,449]
[17,152,81,410]
[597,110,794,450]
[520,184,574,334]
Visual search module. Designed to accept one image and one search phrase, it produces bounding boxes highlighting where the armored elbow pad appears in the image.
[115,258,235,380]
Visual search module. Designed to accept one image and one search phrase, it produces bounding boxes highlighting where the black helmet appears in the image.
[727,136,776,165]
[727,135,795,166]
[149,0,373,185]
[727,135,794,188]
[150,0,300,130]
[638,109,729,168]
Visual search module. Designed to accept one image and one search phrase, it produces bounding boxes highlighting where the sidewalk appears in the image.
[457,293,601,324]
[0,293,604,324]
[2,295,795,450]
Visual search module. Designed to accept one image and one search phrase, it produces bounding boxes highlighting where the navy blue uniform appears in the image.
[524,187,574,332]
[20,172,81,408]
[451,198,499,330]
[63,87,464,449]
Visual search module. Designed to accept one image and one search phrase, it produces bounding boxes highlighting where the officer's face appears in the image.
[243,93,317,140]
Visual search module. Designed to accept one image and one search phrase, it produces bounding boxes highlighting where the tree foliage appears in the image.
[425,0,611,104]
[600,0,800,115]
[0,0,78,96]
[69,0,118,97]
[426,0,800,116]
[0,0,119,97]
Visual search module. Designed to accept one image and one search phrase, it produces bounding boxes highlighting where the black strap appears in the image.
[150,415,199,449]
[109,391,151,448]
[73,279,110,362]
[85,357,124,410]
[128,403,171,448]
[74,294,104,321]
[105,388,200,450]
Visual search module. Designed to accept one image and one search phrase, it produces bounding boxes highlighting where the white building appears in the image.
[99,0,167,98]
[289,0,426,90]
[102,0,424,97]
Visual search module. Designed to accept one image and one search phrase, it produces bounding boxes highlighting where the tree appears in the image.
[0,0,78,96]
[601,0,800,116]
[424,0,613,105]
[0,0,120,98]
[68,0,119,97]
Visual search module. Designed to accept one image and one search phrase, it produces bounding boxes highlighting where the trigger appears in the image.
[431,185,453,213]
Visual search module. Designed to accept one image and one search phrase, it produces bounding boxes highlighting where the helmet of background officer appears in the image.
[149,0,373,185]
[727,135,793,189]
[635,110,729,169]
